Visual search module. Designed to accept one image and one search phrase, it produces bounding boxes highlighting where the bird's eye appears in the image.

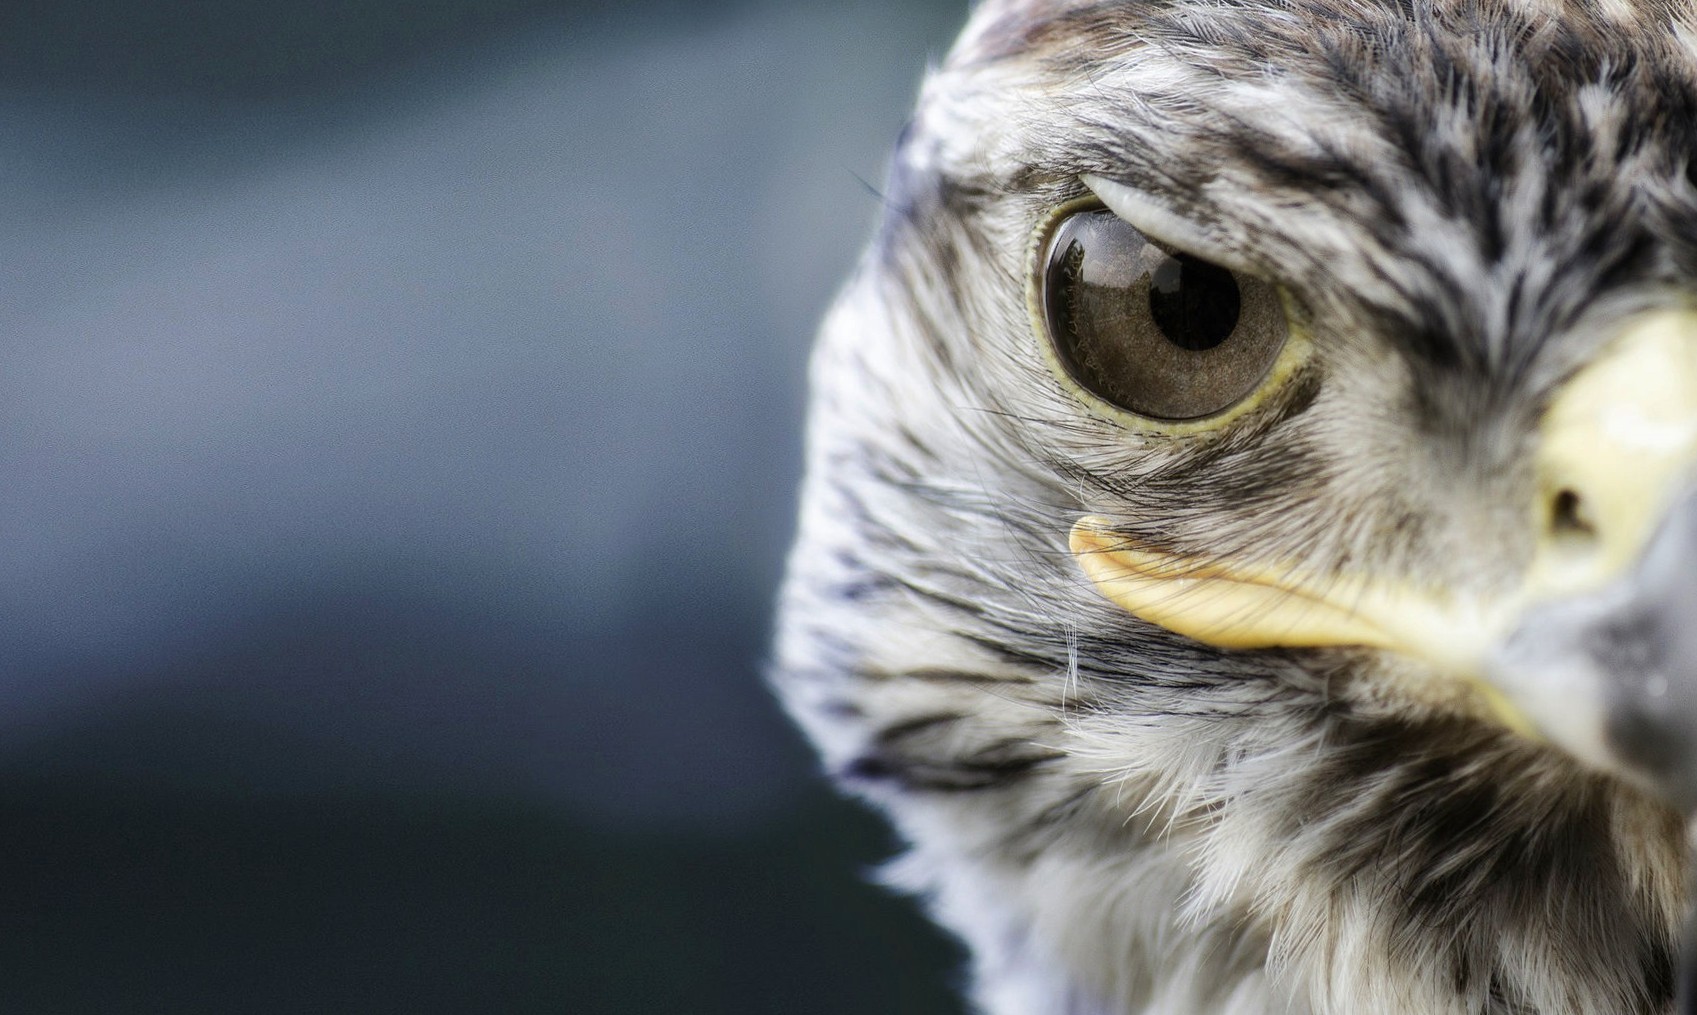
[1039,206,1288,421]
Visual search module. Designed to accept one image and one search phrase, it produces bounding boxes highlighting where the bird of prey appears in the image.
[772,1,1697,1012]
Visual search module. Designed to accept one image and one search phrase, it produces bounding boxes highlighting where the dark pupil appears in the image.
[1148,254,1241,351]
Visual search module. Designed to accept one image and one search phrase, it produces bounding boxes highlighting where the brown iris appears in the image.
[1041,206,1287,421]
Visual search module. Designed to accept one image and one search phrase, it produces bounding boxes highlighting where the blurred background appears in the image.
[0,1,969,1010]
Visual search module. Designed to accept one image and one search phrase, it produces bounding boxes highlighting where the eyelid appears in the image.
[1080,174,1256,275]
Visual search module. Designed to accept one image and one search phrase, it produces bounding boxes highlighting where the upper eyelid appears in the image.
[1080,174,1257,275]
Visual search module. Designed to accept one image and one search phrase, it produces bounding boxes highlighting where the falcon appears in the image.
[773,1,1697,1012]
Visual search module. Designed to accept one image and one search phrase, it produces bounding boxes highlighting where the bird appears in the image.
[770,1,1697,1013]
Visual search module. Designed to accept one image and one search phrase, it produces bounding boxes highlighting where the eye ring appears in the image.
[1027,197,1309,433]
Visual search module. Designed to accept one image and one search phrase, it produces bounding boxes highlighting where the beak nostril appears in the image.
[1550,488,1598,542]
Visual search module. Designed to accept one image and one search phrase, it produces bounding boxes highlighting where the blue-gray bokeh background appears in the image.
[0,2,967,1010]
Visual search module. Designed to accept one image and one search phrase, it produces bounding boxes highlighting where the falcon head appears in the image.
[774,1,1697,1012]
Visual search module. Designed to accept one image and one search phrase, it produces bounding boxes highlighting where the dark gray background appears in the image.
[0,2,968,1010]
